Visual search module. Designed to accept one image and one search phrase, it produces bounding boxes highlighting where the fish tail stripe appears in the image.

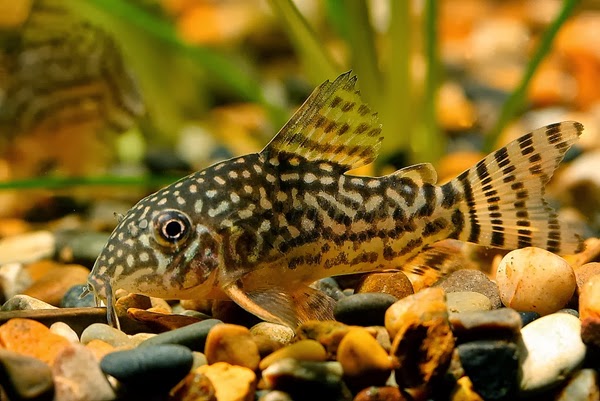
[450,121,584,254]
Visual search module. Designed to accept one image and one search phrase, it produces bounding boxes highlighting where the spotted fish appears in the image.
[86,72,584,328]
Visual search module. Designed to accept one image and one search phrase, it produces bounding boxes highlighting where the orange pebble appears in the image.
[0,318,70,365]
[85,339,115,361]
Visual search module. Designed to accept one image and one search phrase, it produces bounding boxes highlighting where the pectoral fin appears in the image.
[222,280,335,328]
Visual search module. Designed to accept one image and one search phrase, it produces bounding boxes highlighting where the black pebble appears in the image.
[311,278,346,301]
[264,359,350,400]
[333,293,397,326]
[138,319,222,352]
[518,311,540,327]
[457,340,519,401]
[61,285,95,308]
[100,344,193,393]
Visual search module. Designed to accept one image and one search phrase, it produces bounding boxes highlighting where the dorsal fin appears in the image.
[389,163,438,184]
[261,71,383,171]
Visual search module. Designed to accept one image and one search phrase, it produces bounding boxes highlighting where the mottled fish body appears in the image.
[87,72,584,328]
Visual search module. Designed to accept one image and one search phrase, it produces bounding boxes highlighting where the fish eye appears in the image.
[152,209,192,248]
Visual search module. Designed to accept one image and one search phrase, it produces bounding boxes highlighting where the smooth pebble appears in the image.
[128,332,156,347]
[310,277,346,301]
[0,263,32,301]
[169,368,216,401]
[354,272,414,300]
[0,318,70,364]
[295,320,350,360]
[262,358,347,399]
[139,318,222,352]
[334,293,397,327]
[259,339,326,370]
[435,269,502,309]
[574,262,600,295]
[85,339,115,362]
[518,313,586,394]
[250,322,295,346]
[191,351,208,369]
[0,349,54,401]
[204,323,260,370]
[518,311,540,327]
[80,323,131,347]
[579,274,600,347]
[388,289,454,391]
[457,340,519,400]
[449,308,522,342]
[385,287,448,339]
[446,291,492,313]
[61,284,95,308]
[496,247,576,315]
[194,362,257,401]
[195,362,256,401]
[337,327,392,390]
[555,369,600,401]
[2,294,57,311]
[257,390,294,401]
[22,264,90,306]
[52,343,116,401]
[50,322,79,343]
[353,386,409,401]
[100,344,193,392]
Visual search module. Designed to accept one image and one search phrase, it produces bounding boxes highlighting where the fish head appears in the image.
[87,179,225,308]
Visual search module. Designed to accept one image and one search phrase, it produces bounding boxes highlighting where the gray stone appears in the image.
[457,340,519,400]
[558,308,579,317]
[435,269,502,309]
[139,318,222,352]
[519,313,586,394]
[2,294,57,311]
[310,278,346,301]
[179,309,212,320]
[334,293,397,327]
[0,349,54,401]
[518,311,540,327]
[61,284,95,308]
[80,323,131,347]
[100,344,193,393]
[262,358,350,400]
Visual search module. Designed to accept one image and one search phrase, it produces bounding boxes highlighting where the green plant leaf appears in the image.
[267,0,339,85]
[484,0,579,151]
[412,0,444,164]
[0,176,181,191]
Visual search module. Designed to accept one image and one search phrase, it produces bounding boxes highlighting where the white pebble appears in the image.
[50,322,79,343]
[496,247,576,315]
[128,332,156,347]
[0,263,31,299]
[519,313,586,393]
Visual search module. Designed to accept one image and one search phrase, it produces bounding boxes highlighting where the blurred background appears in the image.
[0,0,599,237]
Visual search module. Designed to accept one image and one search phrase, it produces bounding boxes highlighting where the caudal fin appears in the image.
[444,121,584,254]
